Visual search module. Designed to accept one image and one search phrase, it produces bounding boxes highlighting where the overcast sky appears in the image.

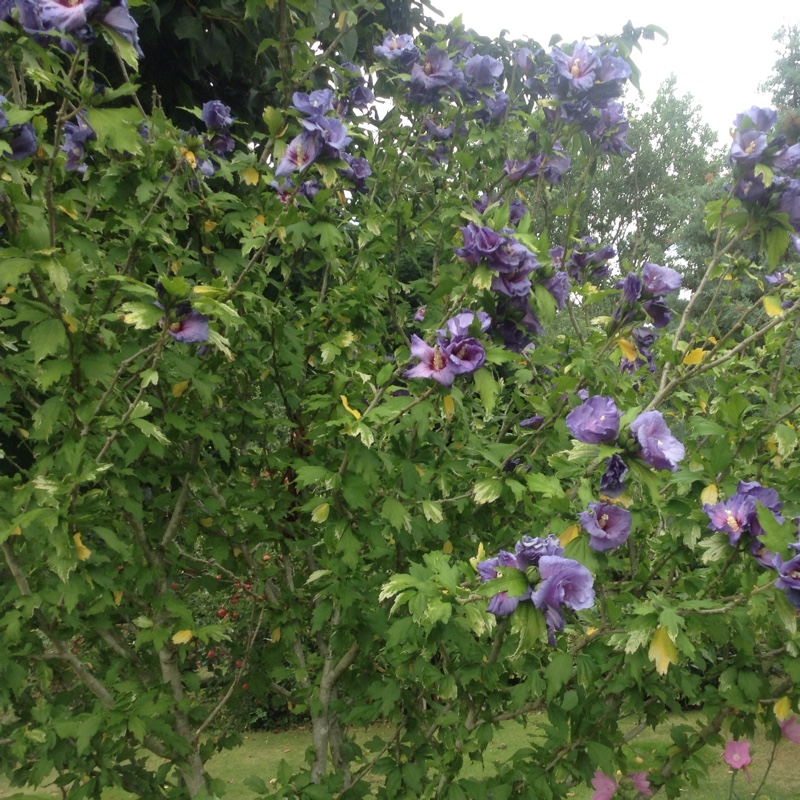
[430,0,798,145]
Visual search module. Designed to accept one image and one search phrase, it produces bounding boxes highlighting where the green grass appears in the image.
[1,718,796,799]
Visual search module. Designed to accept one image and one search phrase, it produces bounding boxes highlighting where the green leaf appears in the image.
[86,107,144,155]
[473,368,498,414]
[118,301,162,330]
[421,500,443,523]
[476,567,528,599]
[29,318,67,362]
[545,652,572,700]
[765,225,791,269]
[525,472,564,498]
[510,602,547,654]
[99,25,140,69]
[381,497,411,531]
[473,478,503,505]
[757,502,795,555]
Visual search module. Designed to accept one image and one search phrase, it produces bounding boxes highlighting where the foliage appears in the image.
[1,3,800,800]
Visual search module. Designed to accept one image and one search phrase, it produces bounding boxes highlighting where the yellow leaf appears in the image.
[172,629,194,645]
[62,314,78,333]
[170,260,182,274]
[700,484,718,506]
[775,696,792,722]
[559,525,580,547]
[181,147,197,169]
[232,546,241,557]
[113,590,123,606]
[414,464,424,477]
[469,543,486,572]
[648,626,678,675]
[586,627,598,636]
[203,219,218,233]
[199,517,213,528]
[12,525,21,536]
[443,395,455,419]
[242,166,260,186]
[340,395,361,420]
[271,626,281,643]
[73,533,92,561]
[172,380,190,398]
[312,503,330,523]
[682,348,704,365]
[57,204,78,220]
[763,295,785,318]
[201,246,214,255]
[617,338,637,362]
[442,540,453,554]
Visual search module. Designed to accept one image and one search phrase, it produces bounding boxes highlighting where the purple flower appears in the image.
[734,106,778,133]
[774,143,800,174]
[410,48,464,98]
[550,41,601,94]
[600,454,628,498]
[779,179,800,231]
[454,222,502,266]
[629,410,685,471]
[99,0,142,56]
[444,336,485,375]
[275,130,322,177]
[579,502,631,551]
[737,480,784,536]
[476,550,531,616]
[445,310,491,338]
[5,122,37,161]
[424,118,456,141]
[339,153,371,193]
[774,543,800,591]
[291,90,335,117]
[508,198,528,226]
[491,264,534,297]
[301,115,350,159]
[642,262,682,296]
[519,415,544,430]
[543,271,571,309]
[405,335,456,387]
[620,272,642,304]
[566,396,621,445]
[37,0,102,33]
[515,534,564,566]
[642,298,672,328]
[168,310,209,343]
[374,31,419,69]
[464,54,503,86]
[201,100,233,130]
[590,101,633,155]
[532,555,595,640]
[61,111,95,173]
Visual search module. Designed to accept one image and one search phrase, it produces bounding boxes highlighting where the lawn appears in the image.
[1,717,795,799]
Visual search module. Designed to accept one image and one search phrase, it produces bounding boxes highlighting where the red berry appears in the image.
[235,660,243,668]
[207,650,216,659]
[217,608,228,618]
[244,584,251,591]
[232,612,239,619]
[241,683,248,690]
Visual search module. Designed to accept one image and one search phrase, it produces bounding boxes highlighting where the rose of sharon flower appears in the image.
[780,715,800,744]
[476,550,530,616]
[532,555,595,640]
[703,493,757,545]
[641,262,682,296]
[579,502,631,551]
[600,454,628,498]
[566,395,622,445]
[590,771,618,800]
[168,309,209,344]
[629,410,685,472]
[723,741,752,776]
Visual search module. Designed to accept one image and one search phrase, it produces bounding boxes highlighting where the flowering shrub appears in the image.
[1,2,800,800]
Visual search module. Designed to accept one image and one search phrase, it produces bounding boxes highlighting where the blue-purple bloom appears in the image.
[566,395,621,444]
[600,454,628,498]
[61,111,95,173]
[532,555,595,642]
[168,309,209,343]
[550,41,601,93]
[579,502,632,551]
[291,90,335,117]
[445,310,491,338]
[275,130,323,177]
[464,54,503,86]
[543,271,571,309]
[410,48,464,99]
[519,415,544,430]
[629,410,685,471]
[642,298,672,328]
[404,333,485,387]
[201,100,233,130]
[373,31,419,68]
[703,493,757,545]
[774,544,800,607]
[5,122,37,161]
[641,262,682,296]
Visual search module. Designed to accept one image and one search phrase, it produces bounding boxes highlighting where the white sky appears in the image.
[430,0,798,146]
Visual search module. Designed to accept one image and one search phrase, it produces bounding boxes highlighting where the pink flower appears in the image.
[591,771,618,800]
[780,715,800,744]
[723,740,752,778]
[628,771,654,797]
